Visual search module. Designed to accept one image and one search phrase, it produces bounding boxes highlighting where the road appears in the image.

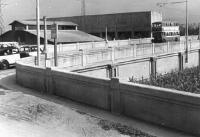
[0,69,15,80]
[0,68,150,137]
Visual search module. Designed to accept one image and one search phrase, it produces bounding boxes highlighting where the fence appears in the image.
[25,39,200,69]
[46,40,200,68]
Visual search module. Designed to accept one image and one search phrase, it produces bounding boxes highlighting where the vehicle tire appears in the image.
[2,60,9,70]
[0,62,4,70]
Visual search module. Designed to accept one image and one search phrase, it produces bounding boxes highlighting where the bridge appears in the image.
[22,38,200,81]
[16,37,200,136]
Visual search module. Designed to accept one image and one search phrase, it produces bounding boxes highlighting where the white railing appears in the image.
[32,39,200,68]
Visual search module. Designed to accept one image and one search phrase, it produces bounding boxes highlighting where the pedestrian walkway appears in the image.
[0,73,195,137]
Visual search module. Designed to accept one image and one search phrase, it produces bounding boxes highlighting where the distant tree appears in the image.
[179,23,199,36]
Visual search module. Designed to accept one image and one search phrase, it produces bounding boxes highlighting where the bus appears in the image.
[152,21,180,43]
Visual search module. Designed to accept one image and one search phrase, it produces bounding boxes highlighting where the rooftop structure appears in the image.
[9,20,78,31]
[0,20,103,44]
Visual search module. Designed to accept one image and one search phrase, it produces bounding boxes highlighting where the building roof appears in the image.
[27,30,104,43]
[9,20,78,26]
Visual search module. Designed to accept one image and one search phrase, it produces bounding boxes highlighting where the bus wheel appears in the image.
[2,60,9,69]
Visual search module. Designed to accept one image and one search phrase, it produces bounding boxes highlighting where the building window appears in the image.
[28,25,37,30]
[15,27,25,30]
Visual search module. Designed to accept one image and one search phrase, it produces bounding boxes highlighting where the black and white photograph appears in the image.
[0,0,199,136]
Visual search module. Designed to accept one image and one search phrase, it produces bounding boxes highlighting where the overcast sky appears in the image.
[2,0,200,29]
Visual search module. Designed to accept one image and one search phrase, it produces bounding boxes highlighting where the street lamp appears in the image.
[157,0,189,63]
[185,0,188,63]
[36,0,40,66]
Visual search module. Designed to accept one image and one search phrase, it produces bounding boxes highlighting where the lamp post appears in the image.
[36,0,40,66]
[185,0,188,63]
[157,0,189,63]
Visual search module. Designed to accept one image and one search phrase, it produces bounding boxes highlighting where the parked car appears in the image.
[0,46,21,69]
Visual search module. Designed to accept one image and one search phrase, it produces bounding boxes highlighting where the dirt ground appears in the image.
[0,70,194,137]
[0,87,156,137]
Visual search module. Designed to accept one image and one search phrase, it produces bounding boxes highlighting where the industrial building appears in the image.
[48,11,162,40]
[0,20,103,45]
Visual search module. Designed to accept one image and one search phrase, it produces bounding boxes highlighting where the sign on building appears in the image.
[51,23,58,39]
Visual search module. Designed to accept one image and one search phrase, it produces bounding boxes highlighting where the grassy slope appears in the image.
[130,67,200,94]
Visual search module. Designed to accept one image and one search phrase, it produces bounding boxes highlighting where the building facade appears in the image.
[49,11,162,40]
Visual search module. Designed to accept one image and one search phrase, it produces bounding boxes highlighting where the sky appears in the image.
[2,0,200,30]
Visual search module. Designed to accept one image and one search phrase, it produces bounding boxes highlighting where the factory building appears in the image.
[48,11,162,40]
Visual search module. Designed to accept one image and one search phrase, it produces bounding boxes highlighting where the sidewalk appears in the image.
[0,73,195,137]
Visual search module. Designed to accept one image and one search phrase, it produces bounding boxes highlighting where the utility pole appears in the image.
[43,16,47,67]
[0,0,6,35]
[51,23,58,66]
[105,26,108,41]
[36,0,40,66]
[81,0,86,31]
[81,0,86,16]
[76,0,86,31]
[185,0,188,63]
[198,23,200,47]
[198,23,200,40]
[156,0,189,63]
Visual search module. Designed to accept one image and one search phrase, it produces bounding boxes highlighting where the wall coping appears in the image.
[120,80,200,106]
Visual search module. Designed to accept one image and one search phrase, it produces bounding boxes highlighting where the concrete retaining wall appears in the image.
[117,58,150,80]
[120,81,200,135]
[156,53,179,74]
[16,62,200,136]
[16,63,111,110]
[183,50,199,68]
[77,49,200,81]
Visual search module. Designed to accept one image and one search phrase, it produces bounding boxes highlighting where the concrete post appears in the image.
[179,41,182,51]
[25,25,28,30]
[36,0,40,66]
[43,16,47,68]
[118,40,120,47]
[45,67,53,94]
[80,49,86,66]
[111,47,115,63]
[106,64,112,78]
[76,42,80,50]
[54,38,58,66]
[178,52,184,71]
[34,56,37,66]
[114,25,118,40]
[150,57,157,78]
[128,38,131,46]
[106,64,118,78]
[110,77,121,114]
[198,49,200,68]
[152,43,155,55]
[167,42,170,52]
[92,41,95,48]
[133,44,137,58]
